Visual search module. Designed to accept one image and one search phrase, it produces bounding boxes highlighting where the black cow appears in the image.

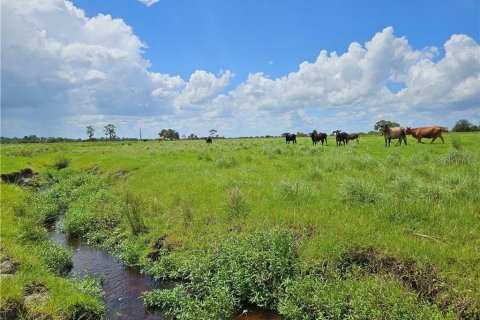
[205,137,212,144]
[347,133,359,144]
[310,132,328,146]
[332,130,348,146]
[284,133,297,144]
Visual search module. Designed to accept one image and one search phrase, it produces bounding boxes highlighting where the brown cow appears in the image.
[405,126,445,144]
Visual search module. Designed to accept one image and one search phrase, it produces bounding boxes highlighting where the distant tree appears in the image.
[296,132,309,137]
[104,124,117,140]
[188,133,198,140]
[159,129,180,140]
[209,129,217,137]
[374,120,400,131]
[452,119,479,132]
[86,126,95,140]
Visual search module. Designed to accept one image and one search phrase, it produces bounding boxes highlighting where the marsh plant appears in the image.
[123,191,147,235]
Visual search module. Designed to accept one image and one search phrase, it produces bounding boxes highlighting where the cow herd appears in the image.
[283,125,446,146]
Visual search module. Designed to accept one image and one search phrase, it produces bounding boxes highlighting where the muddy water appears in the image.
[49,219,162,320]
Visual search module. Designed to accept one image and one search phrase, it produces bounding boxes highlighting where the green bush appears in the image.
[38,241,73,276]
[145,229,297,318]
[70,275,105,300]
[278,276,452,320]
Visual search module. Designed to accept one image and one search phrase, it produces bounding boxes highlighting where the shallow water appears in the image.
[49,218,282,320]
[49,221,161,319]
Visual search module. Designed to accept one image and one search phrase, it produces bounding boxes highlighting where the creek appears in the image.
[49,217,282,319]
[49,217,162,320]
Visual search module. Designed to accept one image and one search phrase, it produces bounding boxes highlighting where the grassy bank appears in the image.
[1,133,479,319]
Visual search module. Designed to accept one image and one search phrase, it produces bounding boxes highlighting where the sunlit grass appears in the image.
[1,133,479,318]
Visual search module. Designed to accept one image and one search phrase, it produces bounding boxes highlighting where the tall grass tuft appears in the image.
[54,157,70,170]
[442,149,473,165]
[226,186,249,222]
[123,191,147,235]
[451,135,462,151]
[215,156,238,168]
[340,177,379,205]
[180,199,193,228]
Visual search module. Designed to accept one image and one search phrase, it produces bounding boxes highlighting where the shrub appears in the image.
[144,229,297,318]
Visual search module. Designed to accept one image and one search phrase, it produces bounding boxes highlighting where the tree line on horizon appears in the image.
[1,119,478,144]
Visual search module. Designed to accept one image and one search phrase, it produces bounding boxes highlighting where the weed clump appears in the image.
[215,156,238,168]
[340,178,379,205]
[144,229,297,318]
[123,191,147,235]
[226,186,249,222]
[38,242,73,276]
[54,157,71,170]
[442,149,473,165]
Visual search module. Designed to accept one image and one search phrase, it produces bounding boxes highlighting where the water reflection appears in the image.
[49,222,161,319]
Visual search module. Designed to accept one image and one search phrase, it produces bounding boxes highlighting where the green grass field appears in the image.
[1,133,479,319]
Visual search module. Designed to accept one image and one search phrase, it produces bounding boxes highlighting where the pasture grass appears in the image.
[1,133,479,318]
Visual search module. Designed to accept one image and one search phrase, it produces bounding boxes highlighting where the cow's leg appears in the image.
[440,135,444,144]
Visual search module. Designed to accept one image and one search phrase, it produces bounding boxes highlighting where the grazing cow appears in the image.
[406,126,445,144]
[205,137,212,144]
[332,130,348,146]
[347,133,360,144]
[284,133,297,144]
[310,132,328,146]
[158,135,165,142]
[380,125,407,146]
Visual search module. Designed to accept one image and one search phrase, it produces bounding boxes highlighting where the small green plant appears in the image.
[70,274,105,300]
[38,241,73,276]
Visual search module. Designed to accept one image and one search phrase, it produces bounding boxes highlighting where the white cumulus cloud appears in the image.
[1,0,479,138]
[137,0,159,7]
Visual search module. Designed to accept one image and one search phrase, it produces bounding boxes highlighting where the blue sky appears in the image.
[73,0,479,84]
[1,0,479,138]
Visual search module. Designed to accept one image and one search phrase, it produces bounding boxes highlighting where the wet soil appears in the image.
[0,168,36,186]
